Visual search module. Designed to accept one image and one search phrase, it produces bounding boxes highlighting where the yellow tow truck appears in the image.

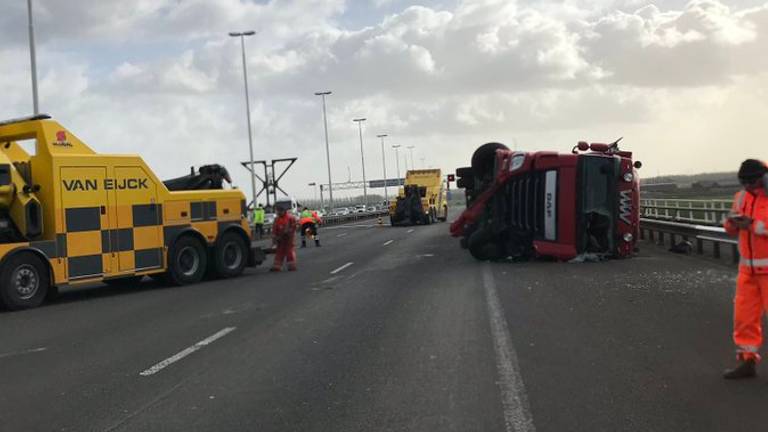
[0,114,263,310]
[389,169,448,226]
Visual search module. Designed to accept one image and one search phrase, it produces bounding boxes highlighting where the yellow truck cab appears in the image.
[0,114,263,310]
[389,169,448,226]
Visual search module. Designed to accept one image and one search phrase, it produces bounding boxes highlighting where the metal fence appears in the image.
[639,218,739,264]
[640,198,740,264]
[255,210,389,236]
[640,198,732,226]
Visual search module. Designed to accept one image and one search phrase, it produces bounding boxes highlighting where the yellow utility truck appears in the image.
[389,169,448,226]
[0,114,263,310]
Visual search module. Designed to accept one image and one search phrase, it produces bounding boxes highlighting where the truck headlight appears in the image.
[623,173,634,182]
[623,233,634,242]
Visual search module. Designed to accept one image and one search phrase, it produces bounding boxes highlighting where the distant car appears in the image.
[354,205,367,213]
[367,206,376,212]
[264,213,276,225]
[332,207,350,216]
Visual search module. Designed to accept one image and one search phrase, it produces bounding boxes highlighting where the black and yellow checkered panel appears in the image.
[63,204,164,279]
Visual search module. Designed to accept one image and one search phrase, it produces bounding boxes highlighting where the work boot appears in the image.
[269,267,281,273]
[315,239,321,247]
[301,240,306,248]
[723,359,757,379]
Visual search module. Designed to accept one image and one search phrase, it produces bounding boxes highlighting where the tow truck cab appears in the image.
[451,141,640,261]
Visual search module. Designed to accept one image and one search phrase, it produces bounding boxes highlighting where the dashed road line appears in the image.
[337,232,349,238]
[407,229,415,233]
[0,347,47,359]
[330,262,354,275]
[482,264,536,432]
[139,327,237,377]
[383,240,394,246]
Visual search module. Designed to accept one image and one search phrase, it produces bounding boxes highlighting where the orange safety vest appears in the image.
[725,188,768,274]
[300,211,322,226]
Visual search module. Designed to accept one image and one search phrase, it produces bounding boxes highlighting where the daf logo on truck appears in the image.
[62,178,149,191]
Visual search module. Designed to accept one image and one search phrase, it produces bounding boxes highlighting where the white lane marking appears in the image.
[407,229,415,233]
[383,240,394,246]
[0,347,47,359]
[337,232,349,238]
[139,327,237,377]
[482,264,536,432]
[330,262,354,275]
[324,224,377,230]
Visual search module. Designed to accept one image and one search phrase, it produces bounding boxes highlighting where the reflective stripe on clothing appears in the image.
[738,345,761,353]
[756,220,767,236]
[737,190,746,210]
[741,258,768,267]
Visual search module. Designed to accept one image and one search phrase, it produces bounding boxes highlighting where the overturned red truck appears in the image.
[450,140,641,261]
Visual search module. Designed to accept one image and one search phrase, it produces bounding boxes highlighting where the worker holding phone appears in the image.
[723,159,768,379]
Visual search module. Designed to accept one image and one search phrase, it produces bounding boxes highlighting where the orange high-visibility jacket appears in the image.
[725,188,768,274]
[300,211,322,226]
[273,213,297,242]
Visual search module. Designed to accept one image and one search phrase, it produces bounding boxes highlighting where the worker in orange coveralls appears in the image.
[723,159,768,379]
[270,204,297,272]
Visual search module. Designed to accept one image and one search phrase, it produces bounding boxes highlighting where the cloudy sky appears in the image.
[1,0,767,201]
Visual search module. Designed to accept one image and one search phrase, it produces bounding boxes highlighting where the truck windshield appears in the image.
[578,156,618,253]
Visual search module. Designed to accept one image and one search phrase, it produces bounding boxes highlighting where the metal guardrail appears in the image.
[319,210,389,226]
[253,210,389,236]
[639,218,739,264]
[640,198,732,226]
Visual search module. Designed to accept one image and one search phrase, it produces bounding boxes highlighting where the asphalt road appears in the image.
[0,215,762,431]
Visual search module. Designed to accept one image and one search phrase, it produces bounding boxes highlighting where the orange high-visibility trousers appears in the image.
[272,241,296,271]
[733,273,768,360]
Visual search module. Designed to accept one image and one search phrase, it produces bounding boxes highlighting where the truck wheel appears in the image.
[472,143,509,189]
[167,235,207,285]
[0,252,49,310]
[467,227,503,261]
[214,231,247,278]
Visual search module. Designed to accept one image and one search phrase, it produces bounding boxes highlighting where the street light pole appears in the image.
[377,134,389,204]
[353,118,368,205]
[315,91,334,209]
[26,0,39,114]
[392,144,402,185]
[229,30,258,212]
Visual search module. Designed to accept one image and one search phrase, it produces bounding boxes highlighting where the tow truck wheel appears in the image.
[167,235,208,285]
[214,231,247,278]
[0,252,49,310]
